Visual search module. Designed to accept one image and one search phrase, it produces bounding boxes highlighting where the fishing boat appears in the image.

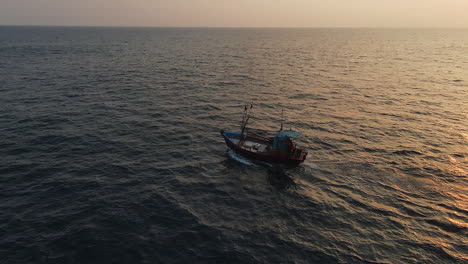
[221,105,307,165]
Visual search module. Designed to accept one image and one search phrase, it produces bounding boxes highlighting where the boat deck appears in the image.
[240,139,269,153]
[225,133,270,153]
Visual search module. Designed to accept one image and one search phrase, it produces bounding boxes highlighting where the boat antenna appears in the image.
[280,108,284,131]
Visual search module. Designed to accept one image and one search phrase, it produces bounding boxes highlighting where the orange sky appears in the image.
[1,0,467,27]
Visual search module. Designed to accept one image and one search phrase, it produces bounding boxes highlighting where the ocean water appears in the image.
[0,26,467,263]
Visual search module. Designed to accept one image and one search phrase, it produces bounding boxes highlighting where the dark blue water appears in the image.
[1,26,467,263]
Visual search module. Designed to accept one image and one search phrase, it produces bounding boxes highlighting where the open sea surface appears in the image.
[0,26,467,263]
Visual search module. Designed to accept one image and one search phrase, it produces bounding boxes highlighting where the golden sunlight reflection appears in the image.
[447,218,468,229]
[446,190,468,212]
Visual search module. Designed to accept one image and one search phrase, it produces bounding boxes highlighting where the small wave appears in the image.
[363,147,388,153]
[392,150,423,156]
[288,93,328,101]
[426,218,467,233]
[226,150,259,167]
[302,161,333,173]
[303,161,322,171]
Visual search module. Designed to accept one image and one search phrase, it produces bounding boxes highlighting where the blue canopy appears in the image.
[275,130,301,139]
[272,130,301,149]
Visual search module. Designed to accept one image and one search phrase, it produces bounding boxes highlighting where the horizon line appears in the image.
[1,24,467,30]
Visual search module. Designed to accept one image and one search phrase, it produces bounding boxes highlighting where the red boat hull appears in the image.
[221,130,307,165]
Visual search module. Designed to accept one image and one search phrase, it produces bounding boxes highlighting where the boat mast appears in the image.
[240,105,247,133]
[240,104,252,138]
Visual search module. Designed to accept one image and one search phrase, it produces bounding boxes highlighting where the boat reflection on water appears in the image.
[267,165,297,190]
[223,149,297,190]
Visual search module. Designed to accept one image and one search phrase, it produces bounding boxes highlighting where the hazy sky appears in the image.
[1,0,467,28]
